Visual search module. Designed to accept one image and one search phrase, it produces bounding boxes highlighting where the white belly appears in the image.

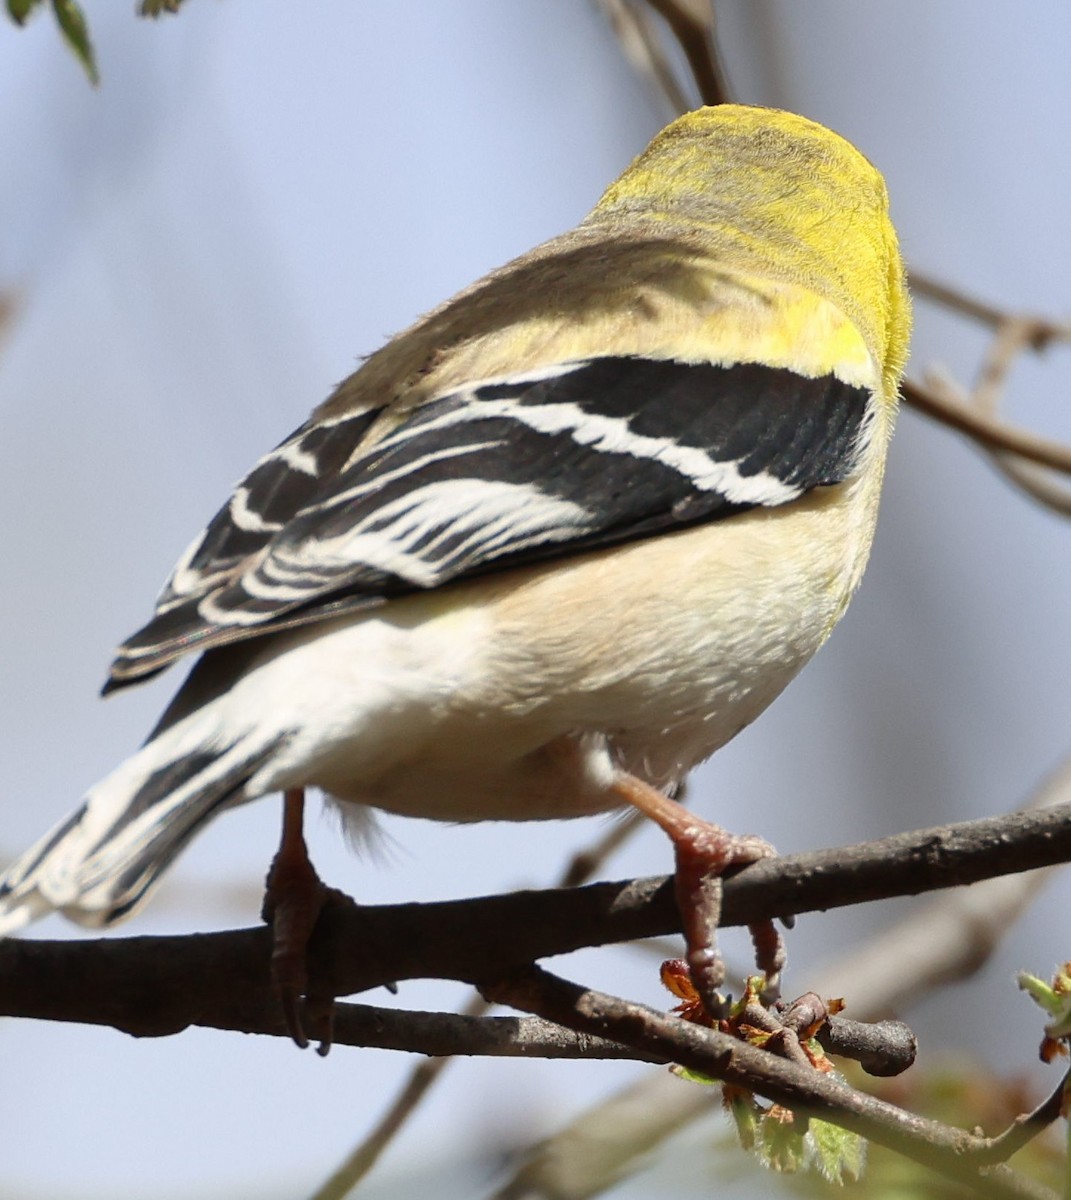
[237,474,878,824]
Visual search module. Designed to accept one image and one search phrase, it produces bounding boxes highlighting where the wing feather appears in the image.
[107,356,869,690]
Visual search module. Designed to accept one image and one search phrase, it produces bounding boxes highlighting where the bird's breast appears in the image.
[249,471,879,824]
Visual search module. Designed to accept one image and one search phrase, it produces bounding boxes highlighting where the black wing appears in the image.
[107,356,869,689]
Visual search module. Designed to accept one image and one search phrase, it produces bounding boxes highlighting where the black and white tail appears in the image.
[0,706,287,933]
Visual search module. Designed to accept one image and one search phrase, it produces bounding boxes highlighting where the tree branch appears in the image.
[309,808,651,1198]
[644,0,731,105]
[491,756,1071,1198]
[484,966,1060,1200]
[330,999,656,1060]
[3,799,1071,1041]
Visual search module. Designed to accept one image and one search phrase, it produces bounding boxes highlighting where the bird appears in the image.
[0,104,910,1048]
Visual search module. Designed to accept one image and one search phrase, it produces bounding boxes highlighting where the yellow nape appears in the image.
[590,104,911,396]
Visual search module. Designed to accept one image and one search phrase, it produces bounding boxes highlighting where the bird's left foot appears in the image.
[262,788,352,1054]
[610,774,783,1017]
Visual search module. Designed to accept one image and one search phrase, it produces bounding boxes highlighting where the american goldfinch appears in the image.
[0,105,910,1045]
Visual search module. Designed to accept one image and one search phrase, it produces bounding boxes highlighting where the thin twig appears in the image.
[0,292,15,349]
[911,304,1071,513]
[922,368,1071,514]
[482,756,1071,1200]
[645,0,730,106]
[972,1072,1071,1168]
[904,272,1071,511]
[309,1058,445,1200]
[310,809,652,1198]
[903,378,1071,477]
[973,317,1058,413]
[304,994,613,1200]
[488,1069,716,1200]
[560,810,648,888]
[910,271,1071,342]
[485,966,1060,1200]
[597,0,731,114]
[597,0,692,116]
[972,317,1071,510]
[327,1000,657,1060]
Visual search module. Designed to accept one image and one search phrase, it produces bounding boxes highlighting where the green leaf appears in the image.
[50,0,98,85]
[1019,965,1071,1038]
[6,0,46,26]
[806,1117,867,1184]
[1018,970,1061,1013]
[670,1063,720,1087]
[755,1112,806,1173]
[726,1092,760,1151]
[671,1049,871,1183]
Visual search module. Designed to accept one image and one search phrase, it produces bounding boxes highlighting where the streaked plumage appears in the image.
[0,107,910,993]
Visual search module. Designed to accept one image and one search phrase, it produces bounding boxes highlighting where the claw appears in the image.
[262,789,340,1052]
[610,773,782,1017]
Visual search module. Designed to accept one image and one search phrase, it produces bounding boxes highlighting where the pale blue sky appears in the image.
[1,3,1070,1197]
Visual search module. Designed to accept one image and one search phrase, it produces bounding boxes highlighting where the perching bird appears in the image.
[0,105,910,1046]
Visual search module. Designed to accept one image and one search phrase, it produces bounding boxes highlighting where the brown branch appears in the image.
[920,376,1071,519]
[0,291,15,343]
[914,311,1071,514]
[328,999,658,1060]
[484,966,1060,1200]
[644,0,731,106]
[597,0,693,116]
[904,270,1071,509]
[817,1015,917,1078]
[903,378,1071,476]
[972,1071,1071,1168]
[310,806,651,1197]
[910,271,1071,343]
[3,799,1071,1040]
[597,0,731,114]
[355,991,917,1074]
[490,758,1071,1198]
[308,996,659,1200]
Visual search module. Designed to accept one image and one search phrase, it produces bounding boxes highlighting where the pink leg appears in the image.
[610,774,783,1013]
[262,788,340,1052]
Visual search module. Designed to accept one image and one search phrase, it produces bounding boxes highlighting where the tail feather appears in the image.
[0,808,87,932]
[0,715,290,933]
